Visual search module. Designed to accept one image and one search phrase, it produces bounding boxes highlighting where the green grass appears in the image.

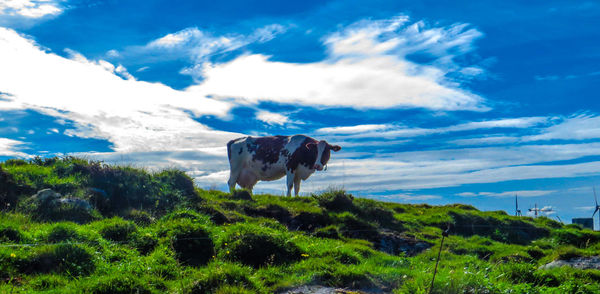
[1,157,600,293]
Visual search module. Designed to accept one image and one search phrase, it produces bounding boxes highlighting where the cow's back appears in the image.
[228,135,293,181]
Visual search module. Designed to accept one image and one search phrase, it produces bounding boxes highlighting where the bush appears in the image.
[448,211,548,245]
[124,209,155,226]
[190,263,256,294]
[313,225,341,239]
[220,225,302,268]
[47,224,80,243]
[21,244,95,276]
[131,232,158,255]
[85,276,154,294]
[314,267,374,289]
[337,212,379,241]
[98,218,137,242]
[313,189,354,212]
[552,228,600,248]
[168,220,214,266]
[0,226,23,242]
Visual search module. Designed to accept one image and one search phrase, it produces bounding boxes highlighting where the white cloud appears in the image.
[256,110,290,126]
[0,138,29,157]
[316,124,391,134]
[112,24,288,70]
[317,117,548,139]
[0,0,63,28]
[171,15,488,111]
[457,190,556,198]
[524,114,600,141]
[0,0,62,18]
[0,27,238,153]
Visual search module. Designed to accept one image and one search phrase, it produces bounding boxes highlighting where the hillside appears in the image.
[1,157,600,293]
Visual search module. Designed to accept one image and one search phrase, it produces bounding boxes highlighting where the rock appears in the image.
[31,189,62,202]
[540,256,600,270]
[278,285,374,294]
[376,230,432,256]
[31,189,92,210]
[57,198,92,210]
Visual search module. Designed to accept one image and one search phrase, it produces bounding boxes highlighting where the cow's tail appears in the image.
[227,139,234,161]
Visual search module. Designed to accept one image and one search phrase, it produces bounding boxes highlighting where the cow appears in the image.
[226,135,341,196]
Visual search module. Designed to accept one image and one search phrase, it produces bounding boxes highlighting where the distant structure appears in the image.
[515,194,522,216]
[572,218,594,230]
[592,187,600,230]
[528,203,553,218]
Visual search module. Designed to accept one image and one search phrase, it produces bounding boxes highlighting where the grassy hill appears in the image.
[1,157,600,293]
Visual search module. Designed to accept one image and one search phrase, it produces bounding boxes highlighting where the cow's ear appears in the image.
[331,145,341,152]
[305,142,317,149]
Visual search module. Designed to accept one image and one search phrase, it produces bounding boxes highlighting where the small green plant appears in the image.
[220,224,302,268]
[47,223,80,243]
[168,220,214,266]
[22,244,95,276]
[84,275,154,294]
[98,218,137,242]
[189,262,257,294]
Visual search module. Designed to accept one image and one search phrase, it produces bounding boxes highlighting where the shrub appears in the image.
[190,263,256,294]
[322,249,361,265]
[313,225,341,239]
[313,189,354,212]
[337,212,379,241]
[98,218,137,242]
[552,228,600,248]
[29,274,68,291]
[131,232,158,255]
[0,226,22,242]
[22,244,95,276]
[168,220,214,266]
[314,267,374,289]
[0,166,21,211]
[47,224,80,243]
[448,211,548,245]
[220,225,302,268]
[124,209,155,226]
[85,276,154,294]
[353,198,398,229]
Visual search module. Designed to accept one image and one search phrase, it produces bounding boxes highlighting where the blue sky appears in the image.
[1,0,600,225]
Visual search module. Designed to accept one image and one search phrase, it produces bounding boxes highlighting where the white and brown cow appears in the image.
[227,135,341,196]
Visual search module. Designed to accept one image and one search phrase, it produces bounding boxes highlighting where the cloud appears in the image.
[317,117,548,139]
[0,27,238,153]
[0,138,29,157]
[0,0,63,28]
[111,24,288,73]
[524,114,600,141]
[457,190,556,198]
[380,193,442,201]
[255,110,290,126]
[316,124,392,134]
[0,0,62,18]
[172,15,488,111]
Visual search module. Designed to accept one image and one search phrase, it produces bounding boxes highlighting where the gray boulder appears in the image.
[540,256,600,270]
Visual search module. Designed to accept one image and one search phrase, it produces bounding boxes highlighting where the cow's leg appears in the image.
[227,160,243,194]
[293,176,301,197]
[286,171,294,197]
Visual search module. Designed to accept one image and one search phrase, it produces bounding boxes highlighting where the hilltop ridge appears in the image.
[1,157,600,293]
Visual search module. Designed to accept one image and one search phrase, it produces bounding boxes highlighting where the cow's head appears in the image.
[306,140,341,171]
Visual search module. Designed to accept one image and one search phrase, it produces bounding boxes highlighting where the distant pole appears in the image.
[429,227,449,294]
